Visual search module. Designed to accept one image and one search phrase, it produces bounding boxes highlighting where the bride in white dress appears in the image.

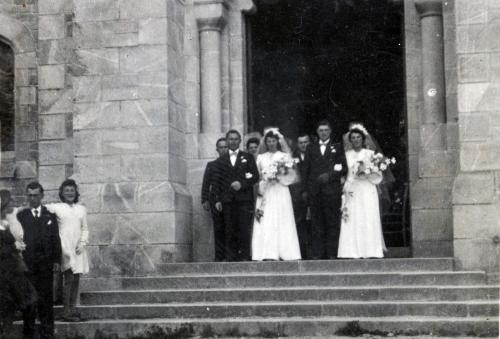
[338,124,385,258]
[252,128,302,261]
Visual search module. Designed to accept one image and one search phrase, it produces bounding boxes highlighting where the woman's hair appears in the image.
[264,131,282,151]
[58,179,80,203]
[246,137,260,150]
[348,128,367,146]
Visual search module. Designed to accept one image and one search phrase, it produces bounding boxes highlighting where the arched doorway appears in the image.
[0,39,14,152]
[248,0,410,254]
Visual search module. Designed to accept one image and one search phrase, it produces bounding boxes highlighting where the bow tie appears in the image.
[229,150,238,156]
[319,141,329,146]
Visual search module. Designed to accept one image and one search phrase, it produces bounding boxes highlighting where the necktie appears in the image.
[33,209,39,218]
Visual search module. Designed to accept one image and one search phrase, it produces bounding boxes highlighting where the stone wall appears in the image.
[452,0,500,272]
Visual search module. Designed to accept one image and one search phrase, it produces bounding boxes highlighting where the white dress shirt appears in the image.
[31,205,42,218]
[229,149,239,166]
[319,139,330,156]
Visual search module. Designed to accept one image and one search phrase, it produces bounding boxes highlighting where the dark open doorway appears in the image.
[248,0,409,251]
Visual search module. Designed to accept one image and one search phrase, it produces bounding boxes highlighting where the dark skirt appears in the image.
[0,229,37,319]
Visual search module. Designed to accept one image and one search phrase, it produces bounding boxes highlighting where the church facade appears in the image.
[0,0,498,277]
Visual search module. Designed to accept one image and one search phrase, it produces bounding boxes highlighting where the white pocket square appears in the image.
[241,158,247,163]
[334,164,343,171]
[245,172,253,179]
[47,220,52,225]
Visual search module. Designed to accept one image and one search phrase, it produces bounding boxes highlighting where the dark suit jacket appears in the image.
[201,160,218,206]
[289,150,307,203]
[17,206,61,270]
[303,140,348,196]
[213,150,260,203]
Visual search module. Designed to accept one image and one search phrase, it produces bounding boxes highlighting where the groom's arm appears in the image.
[238,154,259,190]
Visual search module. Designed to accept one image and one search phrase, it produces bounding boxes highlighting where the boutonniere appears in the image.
[330,146,336,153]
[47,219,52,225]
[245,172,253,179]
[241,158,247,163]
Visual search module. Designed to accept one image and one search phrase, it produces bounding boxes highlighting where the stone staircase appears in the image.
[54,258,498,338]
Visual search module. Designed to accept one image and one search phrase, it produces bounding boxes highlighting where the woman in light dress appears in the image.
[46,179,89,322]
[338,125,385,258]
[252,128,301,261]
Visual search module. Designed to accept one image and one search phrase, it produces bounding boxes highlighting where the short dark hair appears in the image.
[215,137,226,147]
[26,181,44,194]
[297,132,310,140]
[316,119,332,129]
[59,179,80,203]
[226,129,241,139]
[348,128,367,145]
[246,137,260,149]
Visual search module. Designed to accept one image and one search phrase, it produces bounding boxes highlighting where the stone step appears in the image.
[21,316,498,338]
[157,257,454,275]
[80,285,499,305]
[82,271,487,291]
[63,301,499,320]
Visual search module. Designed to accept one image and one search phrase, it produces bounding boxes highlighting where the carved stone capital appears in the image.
[194,0,228,32]
[415,0,443,18]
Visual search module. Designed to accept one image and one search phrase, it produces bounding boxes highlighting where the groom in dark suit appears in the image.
[17,182,61,339]
[214,130,259,261]
[303,120,347,259]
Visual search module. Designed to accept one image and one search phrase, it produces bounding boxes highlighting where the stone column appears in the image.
[416,0,446,149]
[195,0,228,134]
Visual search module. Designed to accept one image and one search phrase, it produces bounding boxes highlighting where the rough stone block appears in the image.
[459,113,491,142]
[456,0,487,25]
[18,87,36,105]
[411,178,453,209]
[74,102,121,130]
[39,114,67,139]
[418,150,457,178]
[140,126,169,153]
[74,0,119,22]
[101,182,137,212]
[453,204,500,239]
[420,123,447,150]
[39,89,73,113]
[457,54,489,83]
[39,64,66,90]
[456,24,500,54]
[453,172,495,204]
[198,133,224,159]
[74,48,119,75]
[136,182,175,212]
[73,75,102,102]
[119,45,168,74]
[489,53,500,81]
[173,183,192,214]
[412,209,452,242]
[168,154,187,184]
[412,240,453,257]
[74,21,138,48]
[454,239,498,272]
[15,69,31,87]
[39,14,66,40]
[168,126,185,156]
[139,18,167,45]
[101,74,140,101]
[101,128,141,155]
[459,142,500,171]
[16,52,37,68]
[119,0,167,19]
[74,130,102,156]
[174,212,192,244]
[458,82,500,113]
[120,154,169,181]
[39,140,73,165]
[38,165,66,190]
[120,99,169,127]
[17,124,37,142]
[39,0,72,14]
[78,183,103,213]
[73,156,121,183]
[14,161,37,179]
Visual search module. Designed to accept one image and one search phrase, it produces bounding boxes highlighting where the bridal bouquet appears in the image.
[262,155,295,182]
[354,153,396,177]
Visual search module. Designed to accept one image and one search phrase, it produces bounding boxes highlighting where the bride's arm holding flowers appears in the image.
[276,153,298,186]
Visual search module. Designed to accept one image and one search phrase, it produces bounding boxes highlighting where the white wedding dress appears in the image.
[338,148,385,258]
[252,151,302,261]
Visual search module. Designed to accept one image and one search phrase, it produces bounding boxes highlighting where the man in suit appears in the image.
[17,182,61,339]
[201,137,228,261]
[289,133,311,259]
[214,130,259,261]
[303,120,347,259]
